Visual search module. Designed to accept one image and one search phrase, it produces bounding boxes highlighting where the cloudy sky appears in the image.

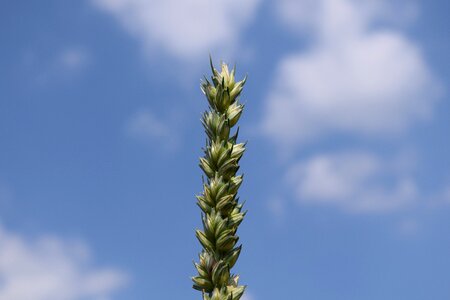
[1,0,449,299]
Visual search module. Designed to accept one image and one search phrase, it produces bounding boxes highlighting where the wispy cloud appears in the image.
[241,291,254,300]
[23,47,90,86]
[0,181,13,207]
[57,48,89,71]
[125,110,179,151]
[262,0,441,148]
[286,150,417,213]
[0,224,128,300]
[396,218,420,236]
[266,197,286,220]
[91,0,261,61]
[442,186,450,204]
[276,0,419,36]
[427,184,450,208]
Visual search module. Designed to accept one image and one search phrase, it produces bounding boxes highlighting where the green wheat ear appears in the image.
[192,58,247,300]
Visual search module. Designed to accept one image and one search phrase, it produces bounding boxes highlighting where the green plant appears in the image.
[192,58,247,300]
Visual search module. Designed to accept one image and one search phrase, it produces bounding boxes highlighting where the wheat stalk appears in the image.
[192,58,247,300]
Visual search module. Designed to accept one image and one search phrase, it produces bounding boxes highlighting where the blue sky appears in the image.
[0,0,449,299]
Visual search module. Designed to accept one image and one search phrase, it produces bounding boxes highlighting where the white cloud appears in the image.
[286,151,417,213]
[0,225,128,300]
[125,110,178,150]
[92,0,260,60]
[262,0,440,148]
